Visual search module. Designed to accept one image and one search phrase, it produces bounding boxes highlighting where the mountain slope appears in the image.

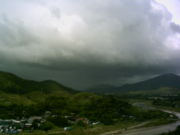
[118,73,180,91]
[0,71,75,94]
[87,73,180,94]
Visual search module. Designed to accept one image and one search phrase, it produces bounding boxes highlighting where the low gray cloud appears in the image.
[0,0,180,89]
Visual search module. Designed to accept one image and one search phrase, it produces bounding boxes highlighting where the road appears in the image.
[100,111,180,135]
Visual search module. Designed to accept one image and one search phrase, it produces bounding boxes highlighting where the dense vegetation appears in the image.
[152,95,180,109]
[0,92,174,130]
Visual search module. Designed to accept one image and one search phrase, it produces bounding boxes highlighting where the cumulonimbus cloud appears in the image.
[0,0,180,88]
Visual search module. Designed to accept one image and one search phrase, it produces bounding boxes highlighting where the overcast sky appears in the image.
[0,0,180,89]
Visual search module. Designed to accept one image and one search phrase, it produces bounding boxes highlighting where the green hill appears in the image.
[0,71,75,94]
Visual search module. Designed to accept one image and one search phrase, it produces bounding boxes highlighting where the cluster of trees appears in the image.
[152,96,180,108]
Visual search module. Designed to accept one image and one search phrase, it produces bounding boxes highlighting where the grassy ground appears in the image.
[0,91,34,105]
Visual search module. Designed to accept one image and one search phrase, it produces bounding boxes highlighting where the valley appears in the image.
[0,71,179,135]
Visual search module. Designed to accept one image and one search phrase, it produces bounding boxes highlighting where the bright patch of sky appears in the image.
[155,0,180,24]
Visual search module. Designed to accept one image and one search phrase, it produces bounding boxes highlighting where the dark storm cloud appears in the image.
[171,23,180,33]
[0,0,180,89]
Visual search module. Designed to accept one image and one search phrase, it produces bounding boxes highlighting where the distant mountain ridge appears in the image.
[87,73,180,94]
[118,73,180,91]
[0,71,75,94]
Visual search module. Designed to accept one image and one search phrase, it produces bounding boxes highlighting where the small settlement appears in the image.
[0,116,44,134]
[0,111,100,134]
